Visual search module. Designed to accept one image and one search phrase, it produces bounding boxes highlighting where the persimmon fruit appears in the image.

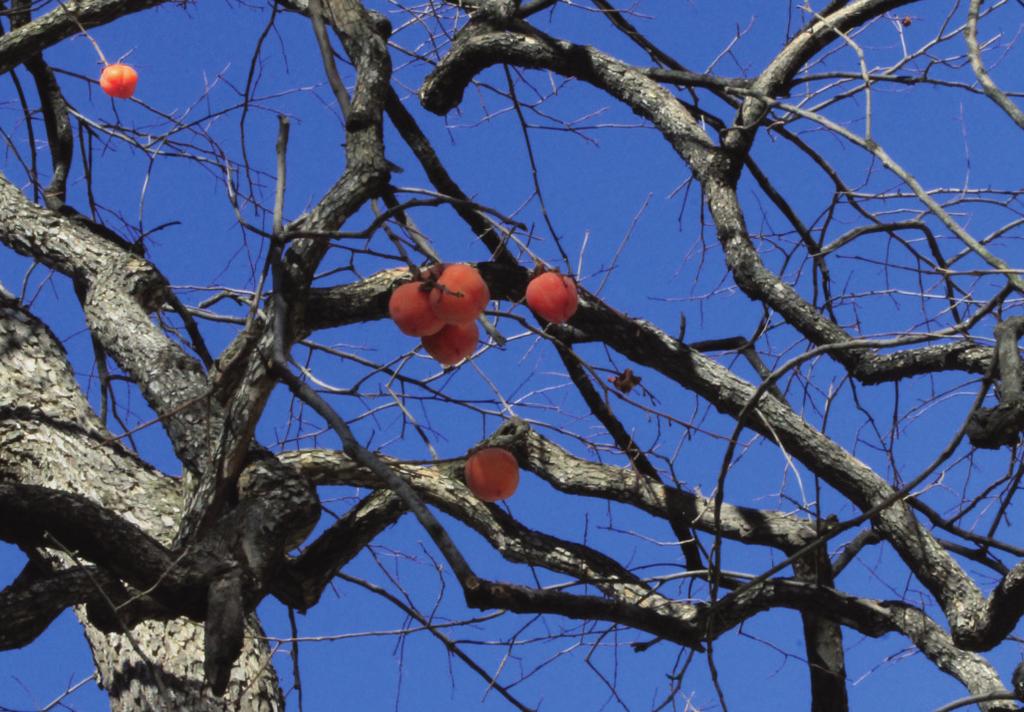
[429,264,490,325]
[464,447,519,502]
[389,282,444,336]
[421,321,478,366]
[525,271,578,323]
[99,64,138,99]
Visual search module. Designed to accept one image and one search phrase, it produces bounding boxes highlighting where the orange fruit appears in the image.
[465,447,519,502]
[429,264,490,325]
[525,271,578,324]
[421,321,478,365]
[99,64,138,99]
[389,282,444,336]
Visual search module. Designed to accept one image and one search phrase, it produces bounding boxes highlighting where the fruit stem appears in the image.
[437,284,464,298]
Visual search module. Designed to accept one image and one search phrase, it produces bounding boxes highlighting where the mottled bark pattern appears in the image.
[0,292,284,709]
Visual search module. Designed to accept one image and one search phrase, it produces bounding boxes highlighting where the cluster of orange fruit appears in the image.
[388,264,490,365]
[389,263,579,501]
[388,263,579,366]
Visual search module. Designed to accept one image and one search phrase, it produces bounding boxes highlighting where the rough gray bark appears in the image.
[0,290,283,710]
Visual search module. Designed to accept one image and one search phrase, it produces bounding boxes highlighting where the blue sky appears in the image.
[3,1,1024,710]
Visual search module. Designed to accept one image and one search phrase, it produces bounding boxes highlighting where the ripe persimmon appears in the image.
[389,282,444,336]
[99,64,138,99]
[525,271,578,323]
[421,321,478,366]
[464,447,519,502]
[429,264,490,325]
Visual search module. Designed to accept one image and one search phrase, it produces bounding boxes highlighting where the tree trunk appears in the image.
[82,618,282,711]
[0,289,285,709]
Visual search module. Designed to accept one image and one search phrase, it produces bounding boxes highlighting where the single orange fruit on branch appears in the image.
[464,447,519,502]
[99,63,138,99]
[526,271,578,324]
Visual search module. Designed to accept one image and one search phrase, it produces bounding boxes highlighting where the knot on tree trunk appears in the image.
[1014,660,1024,701]
[483,416,531,452]
[966,400,1024,449]
[968,317,1024,449]
[204,569,246,695]
[193,459,320,692]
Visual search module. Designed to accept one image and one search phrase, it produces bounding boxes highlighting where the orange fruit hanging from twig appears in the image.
[99,63,138,99]
[421,321,478,366]
[389,282,445,336]
[429,264,490,325]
